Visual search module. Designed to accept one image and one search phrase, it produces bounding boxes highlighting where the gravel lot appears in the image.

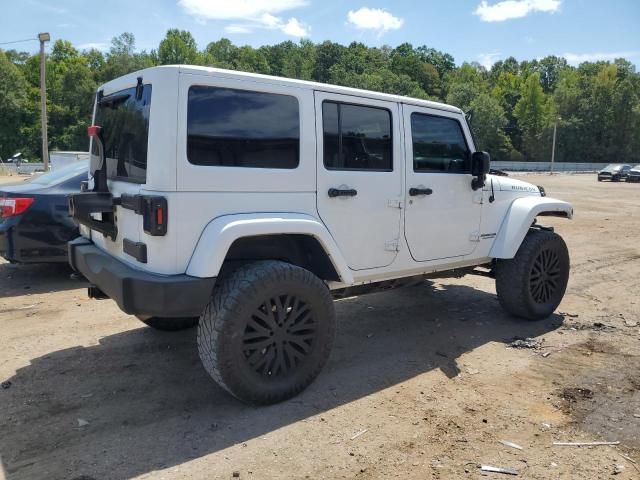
[1,173,639,480]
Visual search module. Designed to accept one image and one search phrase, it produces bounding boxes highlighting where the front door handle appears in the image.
[409,187,433,196]
[328,188,358,198]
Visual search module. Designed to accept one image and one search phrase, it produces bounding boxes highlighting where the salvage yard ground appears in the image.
[0,174,639,480]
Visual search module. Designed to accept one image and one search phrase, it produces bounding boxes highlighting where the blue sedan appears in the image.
[0,161,87,263]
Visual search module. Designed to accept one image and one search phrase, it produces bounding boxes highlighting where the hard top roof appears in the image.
[101,64,463,115]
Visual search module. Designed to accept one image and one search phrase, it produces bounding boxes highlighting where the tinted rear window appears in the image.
[187,86,300,169]
[92,85,152,183]
[322,101,392,171]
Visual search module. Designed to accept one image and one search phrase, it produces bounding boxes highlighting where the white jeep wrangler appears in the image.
[69,66,573,404]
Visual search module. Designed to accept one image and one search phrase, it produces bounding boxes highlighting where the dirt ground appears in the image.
[1,173,639,480]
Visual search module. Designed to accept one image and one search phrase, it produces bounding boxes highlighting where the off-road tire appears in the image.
[197,260,336,405]
[138,316,199,331]
[495,229,570,321]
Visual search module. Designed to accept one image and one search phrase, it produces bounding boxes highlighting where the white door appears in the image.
[315,92,402,270]
[403,105,482,262]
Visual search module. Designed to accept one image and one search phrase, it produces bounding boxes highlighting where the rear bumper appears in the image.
[0,218,71,263]
[68,237,216,318]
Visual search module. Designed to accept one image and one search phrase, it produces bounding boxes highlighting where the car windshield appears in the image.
[90,84,152,184]
[604,164,621,170]
[30,160,88,185]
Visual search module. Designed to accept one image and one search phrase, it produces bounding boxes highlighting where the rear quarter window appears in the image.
[187,86,300,169]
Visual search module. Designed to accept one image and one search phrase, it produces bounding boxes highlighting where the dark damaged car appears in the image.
[626,165,640,183]
[0,161,87,263]
[597,164,631,182]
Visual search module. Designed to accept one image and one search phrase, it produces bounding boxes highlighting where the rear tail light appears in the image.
[87,125,102,137]
[0,197,34,218]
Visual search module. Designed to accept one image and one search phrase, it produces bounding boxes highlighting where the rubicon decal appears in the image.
[510,185,539,192]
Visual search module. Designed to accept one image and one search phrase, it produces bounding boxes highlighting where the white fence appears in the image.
[492,161,609,172]
[0,162,46,175]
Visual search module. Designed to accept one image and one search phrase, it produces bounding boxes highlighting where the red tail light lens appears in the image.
[87,125,102,137]
[0,197,34,218]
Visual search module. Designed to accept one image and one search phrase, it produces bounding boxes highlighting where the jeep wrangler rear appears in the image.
[69,66,573,404]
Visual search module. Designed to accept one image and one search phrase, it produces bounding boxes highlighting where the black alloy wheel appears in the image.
[529,248,562,304]
[495,229,570,320]
[197,260,336,404]
[242,295,317,377]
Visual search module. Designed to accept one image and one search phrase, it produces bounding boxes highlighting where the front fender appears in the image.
[185,213,354,284]
[489,196,573,259]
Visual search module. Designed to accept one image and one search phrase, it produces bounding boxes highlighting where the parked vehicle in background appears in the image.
[626,165,640,183]
[597,164,631,181]
[1,153,29,164]
[68,66,573,405]
[0,161,87,263]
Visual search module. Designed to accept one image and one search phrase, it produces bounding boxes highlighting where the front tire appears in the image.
[198,260,336,405]
[495,230,570,321]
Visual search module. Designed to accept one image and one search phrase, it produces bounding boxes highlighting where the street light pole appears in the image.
[550,120,558,175]
[38,32,50,170]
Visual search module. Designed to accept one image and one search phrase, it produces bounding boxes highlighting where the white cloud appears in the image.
[346,8,404,35]
[563,51,639,65]
[178,0,310,37]
[478,52,501,69]
[178,0,307,20]
[474,0,561,22]
[224,24,253,34]
[281,18,310,37]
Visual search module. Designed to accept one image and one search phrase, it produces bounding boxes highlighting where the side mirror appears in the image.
[471,151,490,190]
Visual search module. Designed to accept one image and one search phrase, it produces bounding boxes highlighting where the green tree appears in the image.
[0,50,31,159]
[158,29,198,65]
[203,38,237,68]
[1,34,640,166]
[468,93,514,160]
[514,73,550,161]
[103,33,155,80]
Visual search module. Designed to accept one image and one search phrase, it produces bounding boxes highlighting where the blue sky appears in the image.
[1,0,639,68]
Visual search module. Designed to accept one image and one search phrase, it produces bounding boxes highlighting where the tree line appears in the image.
[1,30,639,164]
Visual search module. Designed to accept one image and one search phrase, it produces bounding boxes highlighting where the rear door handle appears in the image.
[409,187,433,196]
[328,188,358,198]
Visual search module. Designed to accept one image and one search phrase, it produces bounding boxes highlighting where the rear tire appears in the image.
[138,316,199,331]
[197,260,336,405]
[495,230,570,321]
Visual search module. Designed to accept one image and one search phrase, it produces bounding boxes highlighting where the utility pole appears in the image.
[38,32,50,170]
[550,122,557,174]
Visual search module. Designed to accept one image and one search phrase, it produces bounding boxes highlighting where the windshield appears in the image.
[604,164,621,170]
[91,84,152,184]
[30,160,88,185]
